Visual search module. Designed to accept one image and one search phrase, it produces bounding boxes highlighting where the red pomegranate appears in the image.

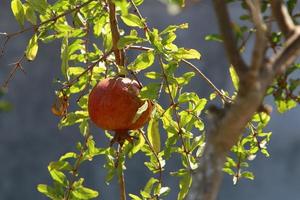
[88,77,153,136]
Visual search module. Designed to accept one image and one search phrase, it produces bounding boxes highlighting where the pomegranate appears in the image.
[88,77,153,137]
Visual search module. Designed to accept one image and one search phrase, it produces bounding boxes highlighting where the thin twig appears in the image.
[158,56,193,170]
[63,50,113,89]
[212,0,248,78]
[63,131,91,200]
[139,129,163,185]
[0,0,96,56]
[2,54,26,88]
[127,45,232,103]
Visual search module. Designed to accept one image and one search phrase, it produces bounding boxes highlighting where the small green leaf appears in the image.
[229,65,239,90]
[129,132,145,157]
[121,14,144,28]
[241,171,255,180]
[26,0,49,14]
[139,83,161,100]
[118,35,145,48]
[133,0,144,6]
[48,161,72,171]
[173,48,201,60]
[177,172,192,200]
[61,37,69,79]
[132,101,149,123]
[49,169,67,185]
[147,118,161,153]
[24,3,37,25]
[160,23,188,35]
[205,34,223,42]
[25,34,39,61]
[129,194,142,200]
[11,0,25,27]
[128,50,155,71]
[143,178,159,194]
[72,186,99,199]
[145,71,161,79]
[37,184,60,199]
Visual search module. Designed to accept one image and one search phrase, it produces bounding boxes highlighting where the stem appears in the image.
[64,131,91,200]
[117,144,127,200]
[127,45,232,103]
[3,0,96,40]
[108,0,125,67]
[139,129,163,184]
[62,50,113,89]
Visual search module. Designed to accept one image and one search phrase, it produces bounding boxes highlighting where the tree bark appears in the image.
[188,1,300,199]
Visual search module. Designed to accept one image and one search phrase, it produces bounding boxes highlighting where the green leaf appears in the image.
[143,178,159,194]
[11,0,25,27]
[118,35,145,48]
[59,111,89,129]
[26,0,49,14]
[72,186,99,199]
[177,172,192,200]
[61,37,69,79]
[49,169,67,185]
[205,34,223,42]
[48,161,72,171]
[241,171,255,180]
[160,23,188,35]
[147,119,161,153]
[24,3,37,25]
[128,50,155,71]
[25,34,39,61]
[129,132,145,157]
[133,0,144,6]
[129,194,142,200]
[229,65,239,90]
[173,48,201,60]
[93,14,107,37]
[276,99,297,113]
[121,14,144,28]
[132,101,149,123]
[145,71,161,79]
[37,184,60,199]
[139,83,161,100]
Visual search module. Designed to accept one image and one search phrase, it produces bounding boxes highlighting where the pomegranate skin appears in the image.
[88,77,153,132]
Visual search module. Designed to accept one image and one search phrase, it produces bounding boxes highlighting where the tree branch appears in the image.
[212,0,248,78]
[271,0,295,37]
[108,0,125,67]
[271,29,300,75]
[245,0,268,72]
[189,1,300,200]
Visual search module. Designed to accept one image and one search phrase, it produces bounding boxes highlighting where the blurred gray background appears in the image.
[0,0,300,199]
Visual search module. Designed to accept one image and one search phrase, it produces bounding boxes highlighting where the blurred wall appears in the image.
[0,0,299,199]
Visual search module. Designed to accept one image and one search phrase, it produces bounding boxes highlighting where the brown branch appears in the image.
[190,2,300,200]
[271,0,296,38]
[2,54,26,88]
[271,30,300,75]
[1,0,96,55]
[245,0,268,72]
[212,0,249,78]
[63,50,113,89]
[108,0,125,67]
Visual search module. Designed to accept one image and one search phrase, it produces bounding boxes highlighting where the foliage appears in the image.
[3,0,300,199]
